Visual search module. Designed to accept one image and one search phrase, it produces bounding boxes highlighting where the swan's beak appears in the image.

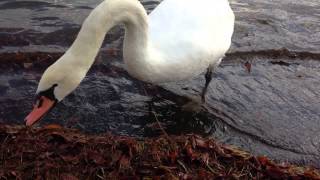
[25,96,56,126]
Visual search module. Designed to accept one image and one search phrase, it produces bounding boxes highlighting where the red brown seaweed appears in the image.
[0,124,319,179]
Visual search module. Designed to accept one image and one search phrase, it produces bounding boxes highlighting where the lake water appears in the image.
[0,0,320,167]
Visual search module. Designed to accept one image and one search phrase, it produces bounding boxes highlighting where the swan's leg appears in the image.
[201,64,214,103]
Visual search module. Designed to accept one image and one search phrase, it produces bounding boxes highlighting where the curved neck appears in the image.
[62,0,149,71]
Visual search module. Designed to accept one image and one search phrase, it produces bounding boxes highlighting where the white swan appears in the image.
[25,0,235,126]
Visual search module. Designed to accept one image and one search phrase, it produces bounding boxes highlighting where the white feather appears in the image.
[36,0,235,101]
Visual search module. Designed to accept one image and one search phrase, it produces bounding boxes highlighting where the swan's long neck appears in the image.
[62,0,149,74]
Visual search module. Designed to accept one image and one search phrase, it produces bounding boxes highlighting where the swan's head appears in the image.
[24,60,85,126]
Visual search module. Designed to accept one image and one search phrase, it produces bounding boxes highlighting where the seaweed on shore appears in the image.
[0,124,319,179]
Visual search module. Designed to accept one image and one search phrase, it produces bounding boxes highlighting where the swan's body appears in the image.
[148,0,234,82]
[25,0,235,126]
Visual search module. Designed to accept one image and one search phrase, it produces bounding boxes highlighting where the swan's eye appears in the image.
[34,97,44,108]
[37,98,44,108]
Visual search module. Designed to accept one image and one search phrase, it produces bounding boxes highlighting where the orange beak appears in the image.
[25,96,56,126]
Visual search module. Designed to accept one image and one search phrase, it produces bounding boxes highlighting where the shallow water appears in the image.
[0,0,320,167]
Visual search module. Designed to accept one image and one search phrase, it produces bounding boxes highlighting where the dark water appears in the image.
[0,0,320,167]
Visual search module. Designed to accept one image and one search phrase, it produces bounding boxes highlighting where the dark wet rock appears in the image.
[0,51,320,168]
[226,49,320,61]
[230,0,320,53]
[270,61,292,66]
[75,6,93,10]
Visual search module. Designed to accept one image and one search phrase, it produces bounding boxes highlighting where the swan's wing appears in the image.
[148,0,234,65]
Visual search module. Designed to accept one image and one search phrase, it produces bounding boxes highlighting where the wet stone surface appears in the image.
[1,52,320,168]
